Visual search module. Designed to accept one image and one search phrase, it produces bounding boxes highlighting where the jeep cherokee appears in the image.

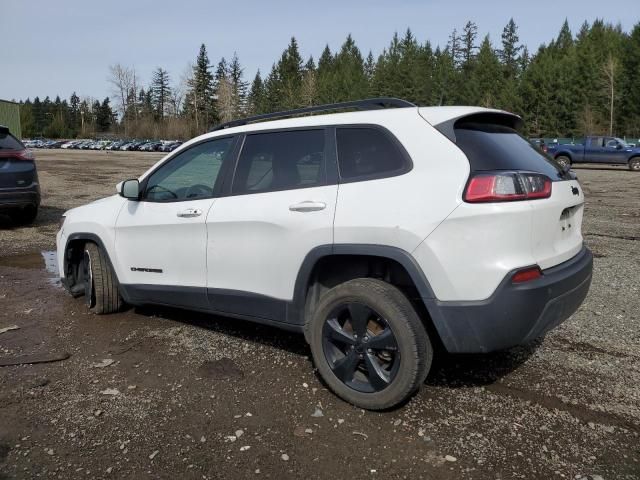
[56,98,593,410]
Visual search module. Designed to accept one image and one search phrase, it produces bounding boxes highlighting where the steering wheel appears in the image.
[185,184,213,199]
[146,184,178,200]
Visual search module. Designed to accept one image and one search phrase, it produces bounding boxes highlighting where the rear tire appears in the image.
[629,157,640,171]
[83,242,123,314]
[308,278,432,410]
[556,156,571,169]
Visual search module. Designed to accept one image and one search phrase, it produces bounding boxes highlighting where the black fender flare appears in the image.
[289,244,437,327]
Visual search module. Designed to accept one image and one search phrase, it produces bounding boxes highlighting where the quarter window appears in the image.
[144,137,234,202]
[336,128,408,181]
[232,130,325,194]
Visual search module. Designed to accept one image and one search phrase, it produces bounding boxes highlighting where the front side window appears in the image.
[144,137,234,202]
[336,127,409,181]
[232,130,325,194]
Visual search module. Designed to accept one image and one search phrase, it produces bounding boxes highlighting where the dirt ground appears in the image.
[0,149,638,479]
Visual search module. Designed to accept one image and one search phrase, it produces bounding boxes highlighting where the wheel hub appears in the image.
[322,302,400,393]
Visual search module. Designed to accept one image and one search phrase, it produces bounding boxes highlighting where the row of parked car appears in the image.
[22,138,183,152]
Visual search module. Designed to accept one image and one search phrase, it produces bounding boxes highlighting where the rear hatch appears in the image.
[437,112,584,270]
[0,129,37,189]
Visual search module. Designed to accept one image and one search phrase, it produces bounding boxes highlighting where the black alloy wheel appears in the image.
[322,302,401,393]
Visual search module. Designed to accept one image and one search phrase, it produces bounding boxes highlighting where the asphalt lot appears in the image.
[0,149,639,479]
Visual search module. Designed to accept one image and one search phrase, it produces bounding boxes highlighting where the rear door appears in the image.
[205,128,337,320]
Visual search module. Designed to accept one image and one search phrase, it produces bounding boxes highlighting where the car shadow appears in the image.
[133,304,311,357]
[133,303,540,392]
[425,340,541,388]
[0,205,67,230]
[571,165,629,172]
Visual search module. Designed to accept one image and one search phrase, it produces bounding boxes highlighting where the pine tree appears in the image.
[331,34,368,102]
[151,67,172,119]
[228,53,248,118]
[364,51,376,84]
[499,18,523,78]
[96,97,113,132]
[247,70,265,115]
[184,44,215,132]
[471,35,503,107]
[69,92,80,134]
[276,37,304,109]
[263,63,281,112]
[316,45,335,103]
[448,28,462,68]
[461,21,479,67]
[620,23,640,136]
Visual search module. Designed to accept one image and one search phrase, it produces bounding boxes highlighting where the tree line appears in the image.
[17,18,640,140]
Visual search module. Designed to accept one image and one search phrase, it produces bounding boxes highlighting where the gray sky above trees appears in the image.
[2,0,637,101]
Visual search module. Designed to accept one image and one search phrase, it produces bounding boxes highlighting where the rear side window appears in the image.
[454,122,566,180]
[336,128,409,181]
[0,132,23,150]
[233,130,325,194]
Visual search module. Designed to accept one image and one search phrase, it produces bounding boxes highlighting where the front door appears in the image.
[115,137,236,308]
[205,128,337,322]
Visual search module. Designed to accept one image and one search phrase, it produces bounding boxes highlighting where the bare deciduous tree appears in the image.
[216,76,234,124]
[602,54,619,136]
[108,64,134,134]
[300,69,317,107]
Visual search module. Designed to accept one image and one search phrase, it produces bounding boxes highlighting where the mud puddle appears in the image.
[0,251,60,286]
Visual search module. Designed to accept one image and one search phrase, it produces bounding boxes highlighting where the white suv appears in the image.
[57,98,593,409]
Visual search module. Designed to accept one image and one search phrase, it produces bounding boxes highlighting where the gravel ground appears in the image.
[0,150,638,479]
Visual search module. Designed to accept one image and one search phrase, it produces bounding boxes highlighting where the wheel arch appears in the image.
[292,244,444,350]
[628,155,640,168]
[62,233,124,299]
[554,151,573,162]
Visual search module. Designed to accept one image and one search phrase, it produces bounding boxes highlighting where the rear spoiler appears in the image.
[432,112,524,143]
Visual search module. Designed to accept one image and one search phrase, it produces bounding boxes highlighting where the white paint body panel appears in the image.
[333,110,468,252]
[57,195,126,279]
[206,185,337,300]
[114,198,216,286]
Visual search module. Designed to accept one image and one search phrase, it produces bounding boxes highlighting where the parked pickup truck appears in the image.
[548,136,640,171]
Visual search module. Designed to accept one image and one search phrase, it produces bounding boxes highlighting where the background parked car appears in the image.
[0,125,40,224]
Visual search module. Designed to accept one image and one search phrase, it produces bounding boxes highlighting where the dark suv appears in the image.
[0,125,40,224]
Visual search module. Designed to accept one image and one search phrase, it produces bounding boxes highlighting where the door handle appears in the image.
[289,201,327,212]
[177,208,203,218]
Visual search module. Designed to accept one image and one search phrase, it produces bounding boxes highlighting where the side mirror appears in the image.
[616,144,623,150]
[119,179,140,200]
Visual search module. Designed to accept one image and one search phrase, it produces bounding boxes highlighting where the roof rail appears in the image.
[209,97,416,132]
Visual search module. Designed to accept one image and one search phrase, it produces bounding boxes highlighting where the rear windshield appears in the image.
[454,122,567,180]
[0,131,24,150]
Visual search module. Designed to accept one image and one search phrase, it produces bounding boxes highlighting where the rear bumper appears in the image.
[0,186,41,211]
[426,247,593,353]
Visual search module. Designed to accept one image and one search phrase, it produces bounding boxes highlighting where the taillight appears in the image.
[512,266,543,283]
[0,149,34,160]
[464,172,552,203]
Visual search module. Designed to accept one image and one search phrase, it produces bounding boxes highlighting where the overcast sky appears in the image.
[1,0,637,103]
